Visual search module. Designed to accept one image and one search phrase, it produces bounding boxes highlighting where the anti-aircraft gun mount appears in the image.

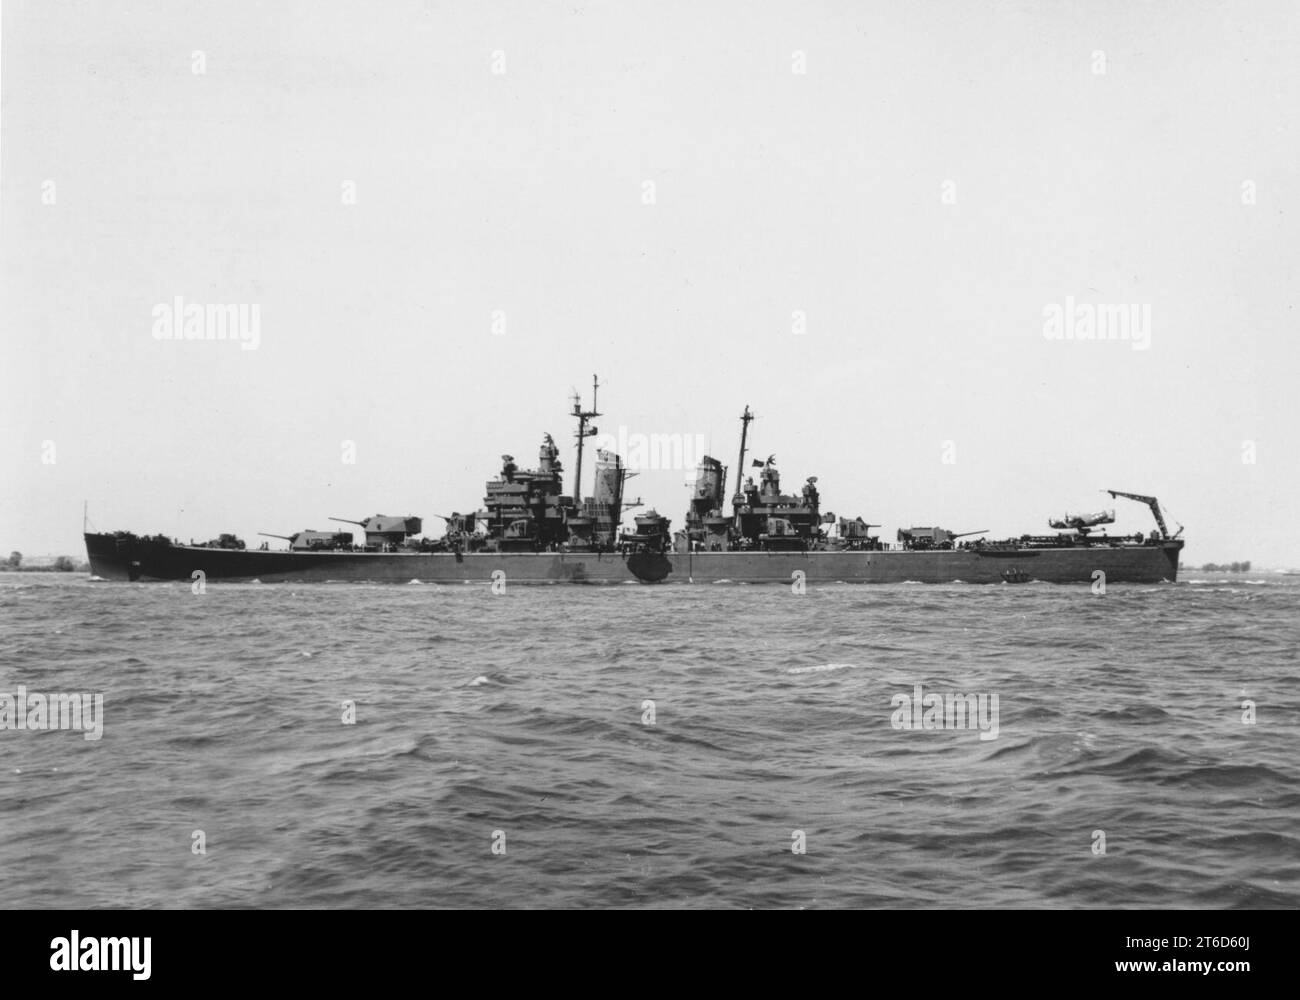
[757,516,806,551]
[835,517,883,551]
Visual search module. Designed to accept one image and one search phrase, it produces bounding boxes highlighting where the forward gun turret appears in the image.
[329,515,423,548]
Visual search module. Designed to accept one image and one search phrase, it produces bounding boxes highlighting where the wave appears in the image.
[787,663,855,675]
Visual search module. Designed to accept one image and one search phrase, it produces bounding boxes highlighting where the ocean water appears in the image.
[2,572,1297,909]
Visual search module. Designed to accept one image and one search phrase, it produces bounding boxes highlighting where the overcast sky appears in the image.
[3,0,1297,567]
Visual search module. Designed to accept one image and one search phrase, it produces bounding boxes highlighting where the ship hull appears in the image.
[85,533,1182,584]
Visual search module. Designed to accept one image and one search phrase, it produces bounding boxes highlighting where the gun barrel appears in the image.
[258,532,293,540]
[953,529,989,538]
[328,517,366,526]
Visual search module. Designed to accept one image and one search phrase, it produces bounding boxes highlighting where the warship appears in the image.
[85,378,1184,585]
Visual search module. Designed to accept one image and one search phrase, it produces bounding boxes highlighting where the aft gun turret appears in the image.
[897,527,987,550]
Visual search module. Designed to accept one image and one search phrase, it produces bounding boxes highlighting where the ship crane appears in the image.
[1106,490,1182,540]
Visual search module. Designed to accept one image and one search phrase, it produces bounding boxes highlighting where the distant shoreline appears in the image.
[0,564,88,573]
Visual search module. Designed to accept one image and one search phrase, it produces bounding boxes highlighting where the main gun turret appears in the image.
[329,515,423,549]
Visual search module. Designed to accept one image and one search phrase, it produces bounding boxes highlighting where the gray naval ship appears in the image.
[85,378,1184,585]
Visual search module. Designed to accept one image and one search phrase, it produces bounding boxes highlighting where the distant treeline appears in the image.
[1,552,86,572]
[1197,561,1252,572]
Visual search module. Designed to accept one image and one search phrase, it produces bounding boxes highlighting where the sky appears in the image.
[3,0,1298,567]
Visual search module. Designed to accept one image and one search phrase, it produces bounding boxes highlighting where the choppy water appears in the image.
[2,572,1298,909]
